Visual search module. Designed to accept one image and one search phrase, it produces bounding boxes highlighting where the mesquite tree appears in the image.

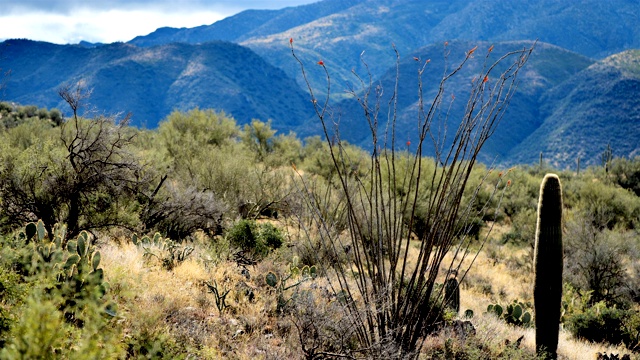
[291,40,535,357]
[0,84,146,237]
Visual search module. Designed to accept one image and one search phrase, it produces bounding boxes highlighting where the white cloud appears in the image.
[0,9,226,44]
[0,0,320,44]
[0,0,317,44]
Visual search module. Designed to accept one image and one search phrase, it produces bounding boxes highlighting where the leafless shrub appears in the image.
[140,180,227,240]
[0,83,147,237]
[290,40,534,356]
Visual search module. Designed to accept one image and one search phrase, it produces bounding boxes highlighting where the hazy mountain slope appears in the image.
[238,0,637,98]
[0,39,313,130]
[506,50,640,168]
[241,0,467,95]
[430,0,640,59]
[129,0,361,47]
[295,41,595,163]
[128,0,639,96]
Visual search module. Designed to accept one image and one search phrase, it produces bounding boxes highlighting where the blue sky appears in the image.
[1,0,319,44]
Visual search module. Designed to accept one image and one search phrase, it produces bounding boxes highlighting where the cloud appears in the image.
[0,0,319,44]
[3,0,319,15]
[0,9,227,44]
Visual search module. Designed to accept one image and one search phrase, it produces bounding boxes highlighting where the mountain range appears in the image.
[1,0,639,168]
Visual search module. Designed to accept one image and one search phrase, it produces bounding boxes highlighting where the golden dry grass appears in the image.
[96,230,636,360]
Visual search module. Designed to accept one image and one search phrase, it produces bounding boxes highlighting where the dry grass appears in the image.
[95,231,636,359]
[99,240,306,359]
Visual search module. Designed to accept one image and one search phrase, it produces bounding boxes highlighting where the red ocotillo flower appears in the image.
[317,60,324,66]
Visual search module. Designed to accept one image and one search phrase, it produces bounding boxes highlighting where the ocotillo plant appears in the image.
[290,40,535,356]
[533,174,563,359]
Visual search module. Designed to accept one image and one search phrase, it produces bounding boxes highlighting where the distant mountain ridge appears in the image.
[0,39,313,131]
[507,50,640,168]
[2,0,640,168]
[129,0,361,46]
[131,0,639,89]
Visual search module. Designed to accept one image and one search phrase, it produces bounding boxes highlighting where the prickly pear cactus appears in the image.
[534,174,563,359]
[19,220,112,323]
[487,300,532,327]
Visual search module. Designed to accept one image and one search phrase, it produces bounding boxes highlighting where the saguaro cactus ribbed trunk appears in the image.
[534,174,563,359]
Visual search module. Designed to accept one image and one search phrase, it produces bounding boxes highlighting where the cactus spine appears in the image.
[533,174,563,359]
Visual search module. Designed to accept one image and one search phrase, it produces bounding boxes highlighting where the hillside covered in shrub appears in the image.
[0,99,639,358]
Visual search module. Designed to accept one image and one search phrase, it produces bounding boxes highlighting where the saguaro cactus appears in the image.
[533,174,563,359]
[444,271,460,314]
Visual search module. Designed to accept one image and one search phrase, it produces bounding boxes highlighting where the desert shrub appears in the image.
[500,167,541,218]
[300,136,370,181]
[0,293,124,359]
[158,108,239,152]
[124,327,183,359]
[140,181,227,240]
[155,110,293,221]
[226,220,284,258]
[17,105,37,119]
[49,108,63,125]
[610,156,640,197]
[241,119,279,164]
[227,219,258,251]
[423,334,542,360]
[564,214,635,306]
[0,91,147,237]
[290,288,359,358]
[260,222,284,249]
[565,305,640,350]
[574,179,640,230]
[0,103,57,129]
[501,207,537,246]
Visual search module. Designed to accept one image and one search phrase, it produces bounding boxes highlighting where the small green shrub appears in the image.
[227,219,258,251]
[565,305,640,350]
[226,220,284,257]
[260,222,283,249]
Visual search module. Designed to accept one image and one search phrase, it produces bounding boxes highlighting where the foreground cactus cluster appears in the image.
[20,220,112,322]
[487,300,532,327]
[265,256,317,314]
[133,232,194,270]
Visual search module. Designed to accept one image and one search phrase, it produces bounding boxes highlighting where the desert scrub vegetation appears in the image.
[0,50,639,359]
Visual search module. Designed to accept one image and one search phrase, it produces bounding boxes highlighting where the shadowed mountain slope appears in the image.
[0,39,313,129]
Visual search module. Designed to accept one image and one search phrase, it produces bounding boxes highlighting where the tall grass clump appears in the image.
[290,40,534,357]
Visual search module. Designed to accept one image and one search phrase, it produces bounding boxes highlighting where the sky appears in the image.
[0,0,319,44]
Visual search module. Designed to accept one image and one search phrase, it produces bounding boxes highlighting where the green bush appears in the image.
[226,220,284,257]
[564,215,633,306]
[260,222,284,249]
[574,179,640,230]
[610,156,640,197]
[565,305,640,349]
